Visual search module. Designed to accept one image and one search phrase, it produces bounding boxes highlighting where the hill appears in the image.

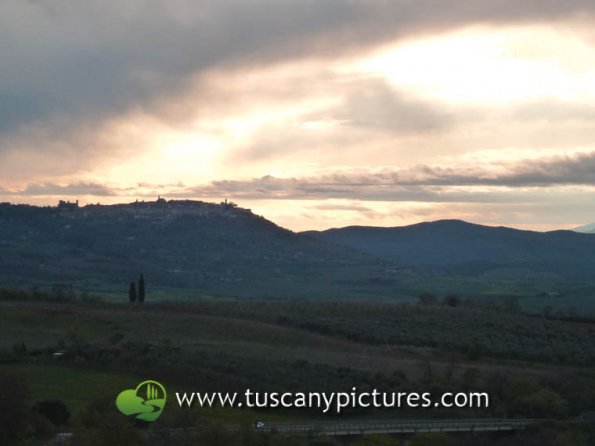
[303,219,595,281]
[0,200,387,298]
[4,202,595,300]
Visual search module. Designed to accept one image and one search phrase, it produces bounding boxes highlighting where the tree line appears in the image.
[128,274,145,303]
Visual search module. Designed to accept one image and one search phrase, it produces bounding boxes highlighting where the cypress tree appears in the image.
[128,282,137,303]
[138,274,145,303]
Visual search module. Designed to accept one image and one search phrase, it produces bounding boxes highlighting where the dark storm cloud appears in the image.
[6,151,595,203]
[493,151,595,186]
[1,0,595,153]
[381,151,595,187]
[177,151,595,201]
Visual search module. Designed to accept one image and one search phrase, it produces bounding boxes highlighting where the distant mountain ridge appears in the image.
[303,219,595,280]
[0,200,385,297]
[3,200,595,297]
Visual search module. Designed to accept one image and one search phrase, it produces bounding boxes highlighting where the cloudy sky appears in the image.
[2,0,595,231]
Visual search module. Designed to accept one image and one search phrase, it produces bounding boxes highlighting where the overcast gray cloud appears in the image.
[2,1,595,230]
[393,151,595,187]
[323,79,451,134]
[7,150,595,202]
[1,0,594,150]
[172,151,595,201]
[21,182,116,197]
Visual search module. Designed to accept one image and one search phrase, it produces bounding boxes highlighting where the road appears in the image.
[258,418,548,436]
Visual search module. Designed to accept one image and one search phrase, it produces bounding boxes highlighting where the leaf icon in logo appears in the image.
[116,380,167,421]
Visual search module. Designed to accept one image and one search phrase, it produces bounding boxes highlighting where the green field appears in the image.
[2,296,595,445]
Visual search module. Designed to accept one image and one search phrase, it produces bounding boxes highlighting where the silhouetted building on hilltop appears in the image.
[221,198,237,208]
[58,200,79,211]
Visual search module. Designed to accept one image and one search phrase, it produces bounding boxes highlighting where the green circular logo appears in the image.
[115,380,167,421]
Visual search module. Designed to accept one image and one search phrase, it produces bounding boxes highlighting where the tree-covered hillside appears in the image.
[0,200,386,297]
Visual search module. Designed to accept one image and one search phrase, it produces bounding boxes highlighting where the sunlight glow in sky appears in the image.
[1,1,595,231]
[352,25,595,104]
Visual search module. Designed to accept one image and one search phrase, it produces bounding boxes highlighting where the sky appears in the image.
[2,1,595,231]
